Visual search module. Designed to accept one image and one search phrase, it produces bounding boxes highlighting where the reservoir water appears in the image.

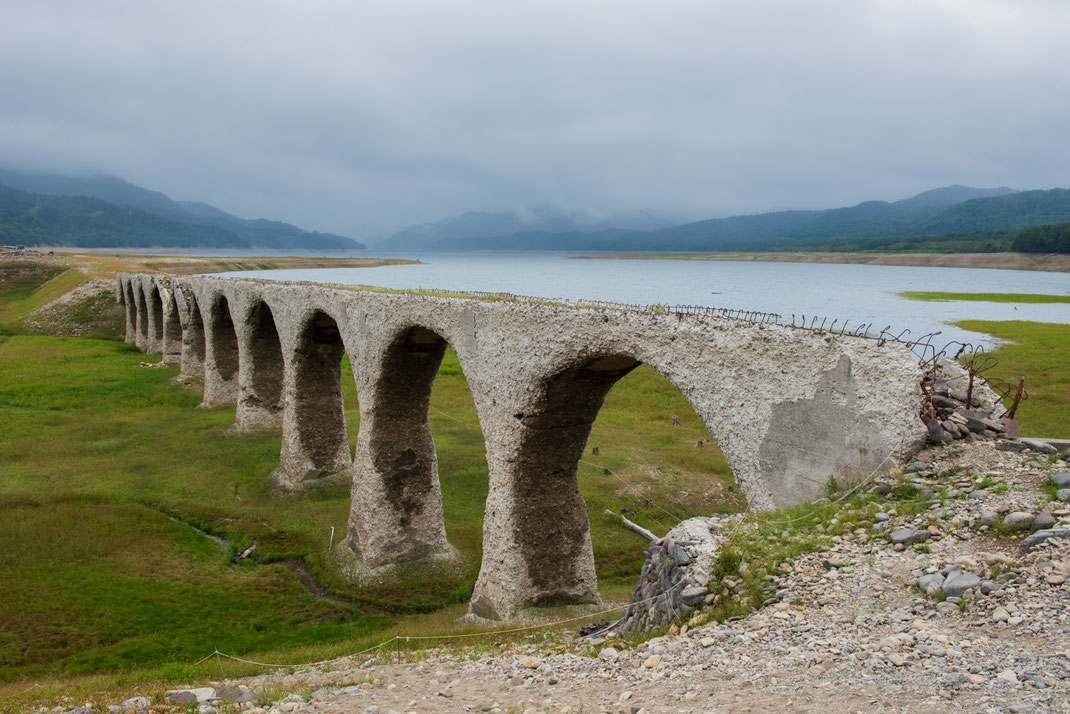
[218,252,1070,348]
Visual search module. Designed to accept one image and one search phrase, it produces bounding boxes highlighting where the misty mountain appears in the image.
[380,185,1070,252]
[893,184,1017,209]
[0,168,364,250]
[376,206,675,250]
[629,187,1066,252]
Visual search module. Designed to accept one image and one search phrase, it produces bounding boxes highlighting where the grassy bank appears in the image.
[0,261,87,322]
[902,291,1070,303]
[952,320,1070,437]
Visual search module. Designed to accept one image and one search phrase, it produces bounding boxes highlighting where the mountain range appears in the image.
[3,168,1069,253]
[375,185,1070,252]
[0,169,364,250]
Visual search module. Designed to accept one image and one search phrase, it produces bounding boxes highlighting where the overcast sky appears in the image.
[1,0,1068,239]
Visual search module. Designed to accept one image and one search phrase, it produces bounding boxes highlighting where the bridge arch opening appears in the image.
[348,325,475,569]
[237,300,284,429]
[485,352,739,616]
[284,310,351,478]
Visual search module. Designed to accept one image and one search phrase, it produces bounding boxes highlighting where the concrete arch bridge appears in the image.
[115,272,926,619]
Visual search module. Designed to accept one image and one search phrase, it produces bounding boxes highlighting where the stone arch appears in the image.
[236,300,285,430]
[202,293,240,406]
[279,309,352,484]
[161,289,183,365]
[347,324,460,568]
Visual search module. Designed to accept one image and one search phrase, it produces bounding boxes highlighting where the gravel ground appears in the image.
[46,440,1070,714]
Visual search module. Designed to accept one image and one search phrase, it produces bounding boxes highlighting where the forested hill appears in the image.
[377,186,1070,253]
[583,188,1070,252]
[0,170,364,250]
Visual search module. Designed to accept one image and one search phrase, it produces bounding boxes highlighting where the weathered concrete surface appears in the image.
[234,300,284,430]
[116,272,927,619]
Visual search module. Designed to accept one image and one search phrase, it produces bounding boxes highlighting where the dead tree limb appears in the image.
[605,509,658,542]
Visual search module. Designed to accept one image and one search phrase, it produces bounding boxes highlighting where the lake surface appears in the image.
[219,252,1070,349]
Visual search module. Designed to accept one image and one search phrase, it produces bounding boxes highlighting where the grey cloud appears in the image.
[1,0,1068,239]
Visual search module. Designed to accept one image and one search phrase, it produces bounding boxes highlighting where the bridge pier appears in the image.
[202,295,240,406]
[145,284,164,354]
[467,357,639,619]
[177,288,206,380]
[121,280,136,344]
[133,284,149,352]
[160,287,183,365]
[278,310,351,486]
[235,301,284,430]
[347,326,453,567]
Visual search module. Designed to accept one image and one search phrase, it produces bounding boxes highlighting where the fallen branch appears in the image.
[605,509,658,542]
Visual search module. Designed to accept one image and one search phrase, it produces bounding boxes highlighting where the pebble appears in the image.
[1003,511,1035,530]
[1048,472,1070,487]
[941,572,981,597]
[890,528,929,545]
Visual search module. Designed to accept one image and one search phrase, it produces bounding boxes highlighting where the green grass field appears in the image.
[902,291,1070,304]
[952,320,1070,437]
[0,330,735,685]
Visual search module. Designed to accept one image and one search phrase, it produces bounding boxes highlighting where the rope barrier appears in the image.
[14,683,43,698]
[579,459,684,525]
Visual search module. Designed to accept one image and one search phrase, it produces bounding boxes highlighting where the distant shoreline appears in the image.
[568,251,1070,272]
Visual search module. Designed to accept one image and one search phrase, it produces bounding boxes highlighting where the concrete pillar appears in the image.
[146,284,165,354]
[134,284,149,352]
[279,310,351,486]
[179,291,206,380]
[122,281,136,344]
[160,288,183,365]
[202,294,240,406]
[468,356,641,619]
[347,326,452,567]
[236,301,284,430]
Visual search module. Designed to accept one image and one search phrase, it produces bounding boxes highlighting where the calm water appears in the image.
[219,253,1070,348]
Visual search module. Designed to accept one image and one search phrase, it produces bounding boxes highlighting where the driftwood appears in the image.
[605,509,658,542]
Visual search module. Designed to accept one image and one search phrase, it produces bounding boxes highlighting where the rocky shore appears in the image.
[33,438,1070,714]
